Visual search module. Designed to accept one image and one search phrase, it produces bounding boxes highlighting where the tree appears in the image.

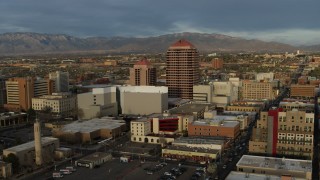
[39,106,53,121]
[26,108,36,122]
[3,153,20,174]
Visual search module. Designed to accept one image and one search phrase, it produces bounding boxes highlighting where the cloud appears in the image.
[0,0,319,45]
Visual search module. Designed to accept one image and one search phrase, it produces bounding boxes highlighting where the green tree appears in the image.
[3,153,20,174]
[26,108,36,122]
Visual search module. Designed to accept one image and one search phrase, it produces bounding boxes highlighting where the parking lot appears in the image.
[32,158,204,180]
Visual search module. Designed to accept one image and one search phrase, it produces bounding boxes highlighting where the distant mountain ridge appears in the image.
[0,32,318,55]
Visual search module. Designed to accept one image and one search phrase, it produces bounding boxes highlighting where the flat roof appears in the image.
[78,152,111,162]
[226,171,306,180]
[237,155,312,172]
[192,119,239,128]
[60,118,125,133]
[173,137,225,145]
[167,103,211,114]
[221,111,257,116]
[0,112,26,120]
[4,137,58,153]
[164,145,220,154]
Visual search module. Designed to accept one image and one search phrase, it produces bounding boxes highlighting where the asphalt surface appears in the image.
[32,159,199,180]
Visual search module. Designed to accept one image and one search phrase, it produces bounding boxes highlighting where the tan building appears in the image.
[129,58,156,86]
[77,87,118,119]
[0,162,12,178]
[53,118,126,143]
[130,114,194,145]
[249,109,314,159]
[104,60,118,66]
[242,81,274,100]
[3,137,59,166]
[119,86,168,115]
[162,146,219,163]
[236,155,312,180]
[4,77,54,112]
[32,93,77,118]
[226,105,261,113]
[188,119,240,139]
[290,84,315,98]
[166,39,199,99]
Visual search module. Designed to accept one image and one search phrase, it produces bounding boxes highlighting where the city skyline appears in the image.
[0,0,319,45]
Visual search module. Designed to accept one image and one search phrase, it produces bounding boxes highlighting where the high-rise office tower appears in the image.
[49,71,69,92]
[129,58,156,86]
[166,39,199,99]
[4,77,54,112]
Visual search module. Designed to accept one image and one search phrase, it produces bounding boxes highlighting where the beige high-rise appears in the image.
[166,39,199,99]
[129,58,156,86]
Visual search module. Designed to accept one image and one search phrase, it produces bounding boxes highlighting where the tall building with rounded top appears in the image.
[166,39,199,99]
[129,58,157,86]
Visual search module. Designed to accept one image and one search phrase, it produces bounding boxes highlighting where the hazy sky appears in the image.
[0,0,319,45]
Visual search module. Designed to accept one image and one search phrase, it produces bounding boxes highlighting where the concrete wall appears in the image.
[121,92,168,115]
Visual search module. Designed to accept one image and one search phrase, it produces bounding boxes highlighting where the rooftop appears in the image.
[164,145,220,154]
[192,119,239,128]
[173,137,225,145]
[226,171,306,180]
[60,118,125,133]
[166,103,211,114]
[4,137,58,153]
[169,39,195,49]
[78,152,111,162]
[134,58,151,66]
[0,112,26,120]
[237,155,312,172]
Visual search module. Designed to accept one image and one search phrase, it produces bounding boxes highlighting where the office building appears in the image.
[235,155,312,180]
[32,93,77,118]
[242,81,274,100]
[129,58,156,86]
[130,114,194,144]
[77,86,168,119]
[212,58,223,69]
[249,108,314,159]
[166,39,199,99]
[4,77,54,112]
[290,85,315,98]
[188,119,240,139]
[49,71,69,92]
[77,87,118,119]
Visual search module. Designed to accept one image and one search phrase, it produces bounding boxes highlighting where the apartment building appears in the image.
[249,108,314,159]
[242,81,274,100]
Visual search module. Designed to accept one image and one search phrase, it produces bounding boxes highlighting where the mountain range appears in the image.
[0,32,319,55]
